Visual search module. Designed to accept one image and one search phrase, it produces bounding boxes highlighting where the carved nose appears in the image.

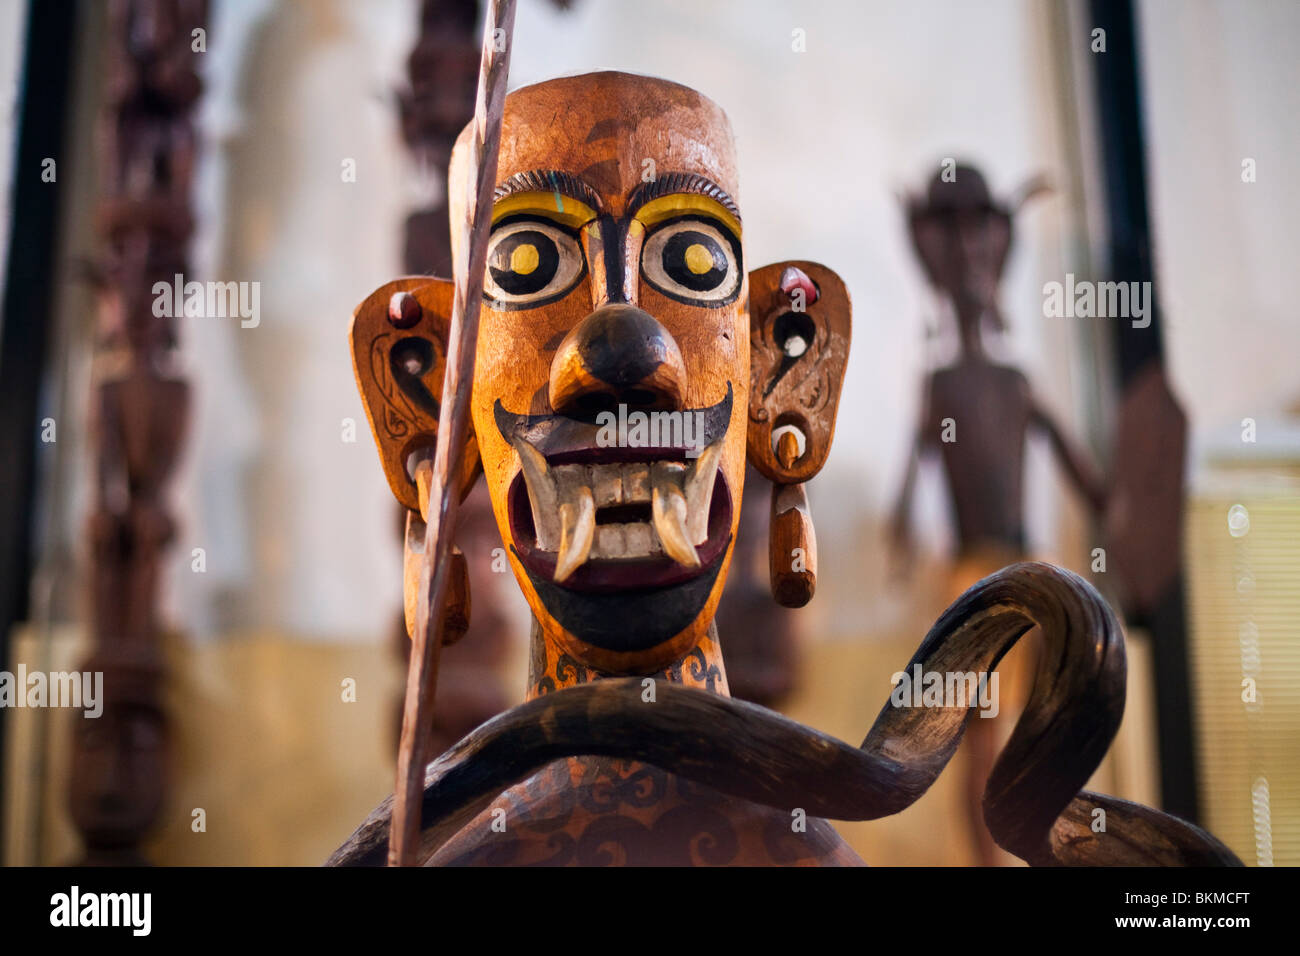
[549,304,686,414]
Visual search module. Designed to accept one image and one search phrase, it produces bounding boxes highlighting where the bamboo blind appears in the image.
[1186,461,1300,866]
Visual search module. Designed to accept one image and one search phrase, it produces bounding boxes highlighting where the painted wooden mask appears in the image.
[352,72,850,675]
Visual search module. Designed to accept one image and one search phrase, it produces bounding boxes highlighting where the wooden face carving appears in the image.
[352,72,851,677]
[68,663,166,852]
[452,73,748,674]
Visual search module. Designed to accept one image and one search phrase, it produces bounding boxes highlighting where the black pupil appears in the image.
[489,230,560,295]
[662,230,727,292]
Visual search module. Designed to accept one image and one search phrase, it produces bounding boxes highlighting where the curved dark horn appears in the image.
[328,562,1239,867]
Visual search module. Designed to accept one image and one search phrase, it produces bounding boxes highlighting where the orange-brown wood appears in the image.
[449,72,753,678]
[402,512,471,648]
[349,278,481,514]
[746,261,851,485]
[769,481,816,608]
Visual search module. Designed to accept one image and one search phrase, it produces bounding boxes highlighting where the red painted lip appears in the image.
[507,446,732,593]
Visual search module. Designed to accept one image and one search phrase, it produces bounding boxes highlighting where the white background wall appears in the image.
[1139,0,1300,467]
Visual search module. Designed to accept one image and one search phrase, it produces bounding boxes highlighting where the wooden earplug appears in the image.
[404,461,472,646]
[768,430,816,607]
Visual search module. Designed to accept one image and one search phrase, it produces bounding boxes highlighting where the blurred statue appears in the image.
[67,651,167,867]
[71,0,206,866]
[391,481,514,759]
[88,362,189,653]
[713,463,799,707]
[890,163,1106,865]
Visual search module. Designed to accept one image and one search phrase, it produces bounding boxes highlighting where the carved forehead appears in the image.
[451,71,739,221]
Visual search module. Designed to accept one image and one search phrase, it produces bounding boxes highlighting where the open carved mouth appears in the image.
[494,388,735,652]
[507,444,732,592]
[496,386,734,594]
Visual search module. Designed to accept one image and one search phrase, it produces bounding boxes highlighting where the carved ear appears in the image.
[746,261,851,484]
[349,277,480,512]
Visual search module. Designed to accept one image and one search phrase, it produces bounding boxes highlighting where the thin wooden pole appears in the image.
[389,0,516,867]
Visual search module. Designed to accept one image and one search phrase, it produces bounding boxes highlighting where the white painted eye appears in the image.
[484,219,585,309]
[641,218,741,307]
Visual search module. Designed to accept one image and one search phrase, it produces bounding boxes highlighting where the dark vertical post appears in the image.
[0,0,81,857]
[1088,0,1199,822]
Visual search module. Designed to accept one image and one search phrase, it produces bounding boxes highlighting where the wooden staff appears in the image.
[389,0,516,867]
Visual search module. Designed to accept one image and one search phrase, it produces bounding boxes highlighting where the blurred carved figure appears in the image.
[88,369,188,652]
[890,163,1106,864]
[67,652,167,867]
[713,464,798,707]
[71,0,207,866]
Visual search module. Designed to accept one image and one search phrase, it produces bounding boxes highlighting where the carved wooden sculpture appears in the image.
[336,73,1236,866]
[891,163,1108,865]
[892,165,1106,565]
[67,650,167,867]
[71,0,206,866]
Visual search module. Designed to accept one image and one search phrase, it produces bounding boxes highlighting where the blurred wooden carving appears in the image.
[713,465,798,707]
[890,163,1107,865]
[71,0,207,866]
[1105,363,1187,619]
[68,651,167,867]
[892,164,1106,566]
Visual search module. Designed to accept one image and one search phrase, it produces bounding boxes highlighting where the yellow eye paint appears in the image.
[491,191,596,230]
[633,194,742,240]
[684,242,714,275]
[510,243,539,275]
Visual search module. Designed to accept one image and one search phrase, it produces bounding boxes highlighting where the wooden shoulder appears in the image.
[429,758,865,866]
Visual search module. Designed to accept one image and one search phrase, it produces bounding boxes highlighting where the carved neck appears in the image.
[955,304,987,360]
[526,618,731,699]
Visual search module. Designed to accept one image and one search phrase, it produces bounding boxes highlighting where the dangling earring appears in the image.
[441,545,472,645]
[745,262,850,608]
[404,465,472,646]
[767,428,816,607]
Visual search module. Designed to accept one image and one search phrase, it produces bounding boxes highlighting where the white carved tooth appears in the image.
[651,462,699,568]
[554,470,595,582]
[513,438,560,551]
[622,463,651,504]
[624,521,656,557]
[593,523,627,560]
[591,464,622,509]
[683,440,723,545]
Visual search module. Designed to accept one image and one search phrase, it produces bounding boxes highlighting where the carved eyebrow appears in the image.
[627,172,741,225]
[494,169,604,212]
